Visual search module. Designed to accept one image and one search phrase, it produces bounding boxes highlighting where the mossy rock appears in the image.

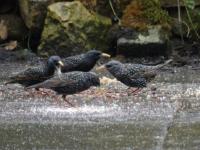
[38,1,111,57]
[18,0,71,31]
[75,0,131,18]
[121,0,171,31]
[18,0,72,49]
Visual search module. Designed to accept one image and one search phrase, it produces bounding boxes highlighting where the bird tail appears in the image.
[4,78,15,85]
[26,78,54,90]
[153,59,173,69]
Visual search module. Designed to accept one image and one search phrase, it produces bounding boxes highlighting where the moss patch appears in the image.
[121,0,171,31]
[38,1,111,57]
[76,0,97,11]
[186,7,200,40]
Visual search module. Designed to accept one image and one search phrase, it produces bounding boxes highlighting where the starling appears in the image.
[26,71,100,104]
[62,50,110,72]
[98,59,172,93]
[6,56,64,87]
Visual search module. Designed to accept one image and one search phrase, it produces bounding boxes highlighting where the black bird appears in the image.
[6,56,64,87]
[98,59,172,94]
[62,50,110,72]
[26,71,100,104]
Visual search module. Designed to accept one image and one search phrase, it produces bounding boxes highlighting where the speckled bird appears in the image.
[99,59,172,93]
[62,50,110,73]
[26,71,100,104]
[6,56,64,87]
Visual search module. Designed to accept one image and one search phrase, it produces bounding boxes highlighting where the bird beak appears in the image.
[58,61,64,67]
[101,53,111,58]
[96,65,106,71]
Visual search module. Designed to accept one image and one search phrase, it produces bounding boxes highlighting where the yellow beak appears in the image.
[101,53,111,58]
[58,60,64,66]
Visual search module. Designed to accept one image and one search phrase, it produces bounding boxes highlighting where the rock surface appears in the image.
[0,0,17,14]
[116,25,170,57]
[18,0,72,49]
[0,14,27,42]
[0,48,39,62]
[77,0,131,18]
[0,59,200,149]
[18,0,69,31]
[38,1,111,57]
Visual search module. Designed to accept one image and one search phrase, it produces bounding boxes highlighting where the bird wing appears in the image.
[133,77,147,87]
[51,78,76,87]
[129,70,147,81]
[26,76,76,89]
[122,64,147,86]
[125,64,145,77]
[126,63,156,78]
[9,67,45,81]
[134,64,157,81]
[62,55,84,71]
[126,71,147,87]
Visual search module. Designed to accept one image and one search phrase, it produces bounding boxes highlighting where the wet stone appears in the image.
[113,26,170,57]
[0,60,200,149]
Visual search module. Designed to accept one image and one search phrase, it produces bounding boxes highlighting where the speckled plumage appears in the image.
[104,60,172,88]
[6,56,63,87]
[62,50,110,72]
[26,71,100,95]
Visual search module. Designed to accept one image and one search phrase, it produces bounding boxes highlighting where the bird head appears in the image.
[105,60,121,68]
[47,56,64,71]
[96,60,122,73]
[86,50,110,60]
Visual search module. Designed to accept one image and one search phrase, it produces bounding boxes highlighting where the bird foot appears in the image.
[63,98,74,107]
[133,88,142,95]
[27,89,40,97]
[127,88,142,95]
[51,95,74,107]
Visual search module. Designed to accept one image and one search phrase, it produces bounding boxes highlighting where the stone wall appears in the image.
[0,0,199,57]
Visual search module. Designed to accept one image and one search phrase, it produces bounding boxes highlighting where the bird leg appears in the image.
[25,88,39,97]
[31,88,53,97]
[62,95,74,107]
[132,88,142,94]
[38,88,54,96]
[127,87,142,95]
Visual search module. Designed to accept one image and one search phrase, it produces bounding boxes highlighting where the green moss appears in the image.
[38,1,111,56]
[187,8,200,40]
[122,0,171,30]
[76,0,97,11]
[141,0,171,24]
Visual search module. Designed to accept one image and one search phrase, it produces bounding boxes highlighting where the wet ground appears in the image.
[0,59,200,150]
